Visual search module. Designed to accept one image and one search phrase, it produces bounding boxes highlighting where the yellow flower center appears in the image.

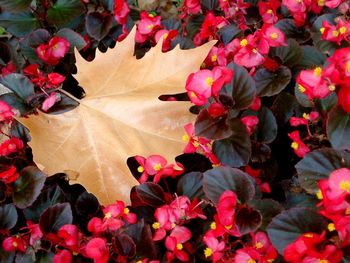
[204,247,213,258]
[327,223,335,231]
[147,24,154,30]
[316,189,323,199]
[12,241,18,247]
[211,54,217,62]
[210,222,217,230]
[328,84,336,91]
[105,212,112,219]
[320,27,325,34]
[332,30,339,37]
[252,48,258,53]
[176,243,183,250]
[152,222,160,229]
[318,0,325,6]
[303,113,310,120]
[163,33,168,39]
[346,207,350,214]
[298,84,306,93]
[339,26,347,34]
[291,142,299,150]
[182,134,190,142]
[313,67,322,77]
[319,260,328,263]
[153,163,162,171]
[304,233,313,238]
[240,39,248,47]
[266,9,273,14]
[270,32,278,40]
[137,166,144,173]
[346,60,350,73]
[53,44,59,50]
[248,260,256,263]
[225,225,232,230]
[136,261,143,263]
[190,91,197,98]
[205,77,214,86]
[339,180,350,191]
[124,208,129,214]
[171,223,176,228]
[255,242,263,249]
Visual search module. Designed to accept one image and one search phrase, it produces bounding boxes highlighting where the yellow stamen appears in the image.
[319,260,329,263]
[291,142,299,150]
[346,60,350,73]
[171,223,176,228]
[225,225,232,230]
[248,260,256,263]
[124,208,129,214]
[339,26,347,34]
[298,84,306,93]
[339,180,350,192]
[163,33,168,39]
[153,163,162,171]
[252,48,258,53]
[190,91,197,98]
[328,84,336,91]
[136,261,143,263]
[105,212,112,219]
[240,38,248,47]
[270,32,278,40]
[332,30,339,37]
[266,9,273,14]
[320,27,325,34]
[346,207,350,215]
[210,222,216,230]
[12,242,18,247]
[255,242,263,249]
[205,77,214,86]
[182,134,190,142]
[204,247,213,258]
[304,233,313,238]
[211,54,217,62]
[176,243,183,250]
[327,223,335,231]
[147,24,154,30]
[137,166,144,173]
[316,189,323,199]
[303,113,310,120]
[318,0,325,6]
[152,222,160,229]
[314,67,322,77]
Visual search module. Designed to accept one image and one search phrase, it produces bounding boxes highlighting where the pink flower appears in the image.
[203,235,225,262]
[152,205,177,241]
[136,12,162,43]
[165,226,192,262]
[113,0,130,25]
[326,168,350,200]
[42,93,59,112]
[0,100,16,122]
[234,248,260,263]
[182,123,210,154]
[262,25,287,47]
[154,29,178,52]
[288,131,310,158]
[26,221,43,246]
[85,238,109,263]
[338,86,350,113]
[180,0,201,18]
[0,137,24,156]
[57,224,79,251]
[54,249,72,263]
[258,0,280,24]
[37,37,70,65]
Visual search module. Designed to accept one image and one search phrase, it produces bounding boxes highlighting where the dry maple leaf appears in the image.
[20,28,215,205]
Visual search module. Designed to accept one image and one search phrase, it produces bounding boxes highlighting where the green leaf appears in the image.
[12,166,46,209]
[0,0,32,12]
[56,28,87,51]
[267,207,327,254]
[203,166,255,204]
[86,12,113,41]
[0,93,35,116]
[213,118,251,167]
[135,182,165,207]
[218,24,242,45]
[195,109,233,140]
[39,203,73,234]
[24,185,66,221]
[327,106,350,150]
[220,62,256,110]
[0,204,18,229]
[294,46,327,72]
[275,19,311,43]
[236,206,262,235]
[254,66,291,97]
[0,11,39,37]
[243,106,278,143]
[271,92,299,125]
[294,83,313,108]
[270,39,302,67]
[47,0,84,29]
[177,172,204,200]
[0,73,34,100]
[296,148,350,194]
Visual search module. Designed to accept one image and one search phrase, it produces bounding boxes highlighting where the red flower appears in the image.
[182,123,210,154]
[1,61,16,76]
[154,29,178,52]
[0,166,18,184]
[262,25,287,47]
[180,0,201,18]
[145,155,184,183]
[234,247,260,263]
[136,12,162,43]
[46,73,65,88]
[0,100,16,122]
[249,96,262,111]
[258,0,280,24]
[57,224,79,251]
[85,238,109,263]
[165,226,192,262]
[0,137,24,156]
[54,249,72,263]
[2,236,26,253]
[170,196,206,221]
[338,86,350,113]
[152,205,177,241]
[325,168,350,200]
[194,13,227,46]
[250,231,278,262]
[288,131,310,158]
[113,0,130,25]
[37,36,70,65]
[203,46,227,68]
[26,221,43,246]
[241,115,259,135]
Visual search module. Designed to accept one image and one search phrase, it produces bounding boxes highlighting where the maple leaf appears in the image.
[20,29,215,205]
